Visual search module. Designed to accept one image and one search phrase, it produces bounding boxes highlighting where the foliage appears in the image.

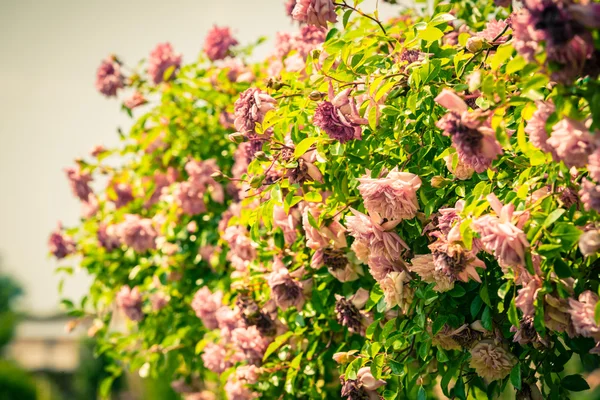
[53,0,600,399]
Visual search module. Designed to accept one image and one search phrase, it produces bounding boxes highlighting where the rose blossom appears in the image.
[311,248,362,282]
[201,343,231,373]
[435,89,503,173]
[515,277,542,318]
[97,223,121,251]
[469,340,516,381]
[231,326,270,365]
[273,205,298,244]
[124,91,146,109]
[366,255,405,282]
[340,367,385,399]
[116,286,143,322]
[546,118,597,168]
[408,254,455,292]
[65,165,93,202]
[234,88,277,134]
[292,0,337,29]
[429,238,486,283]
[267,261,305,311]
[117,214,157,252]
[48,223,76,259]
[579,230,600,257]
[581,179,600,213]
[568,291,600,341]
[335,289,372,336]
[95,56,124,97]
[191,287,223,330]
[525,100,556,156]
[204,25,238,62]
[147,42,182,84]
[444,153,474,180]
[345,208,408,263]
[173,181,206,215]
[357,168,422,223]
[112,183,134,208]
[302,204,347,250]
[472,194,530,270]
[380,271,413,312]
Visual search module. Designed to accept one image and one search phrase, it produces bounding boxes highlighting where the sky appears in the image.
[0,0,402,314]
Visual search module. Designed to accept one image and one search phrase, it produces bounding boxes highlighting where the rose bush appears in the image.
[51,0,600,398]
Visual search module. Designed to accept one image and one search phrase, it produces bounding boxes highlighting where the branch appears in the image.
[334,1,387,35]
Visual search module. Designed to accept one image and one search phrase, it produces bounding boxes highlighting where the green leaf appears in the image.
[481,306,493,331]
[490,44,514,71]
[417,386,427,400]
[553,258,573,279]
[470,296,483,318]
[263,331,293,361]
[543,208,565,228]
[562,374,590,392]
[294,137,319,159]
[508,298,520,328]
[510,363,522,390]
[595,301,600,325]
[345,357,363,380]
[432,315,448,335]
[418,26,444,42]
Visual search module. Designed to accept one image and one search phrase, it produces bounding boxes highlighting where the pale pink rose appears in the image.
[81,194,99,218]
[579,230,600,256]
[173,181,206,215]
[65,165,93,202]
[547,118,597,168]
[472,194,530,270]
[112,183,134,208]
[117,214,157,252]
[90,145,106,158]
[568,3,600,29]
[357,367,386,390]
[273,205,298,244]
[292,0,337,29]
[380,271,413,312]
[357,168,422,223]
[48,222,76,259]
[525,100,556,156]
[302,204,347,250]
[185,159,224,204]
[97,223,121,251]
[469,340,516,381]
[150,292,169,311]
[231,326,270,365]
[444,154,475,180]
[345,208,408,263]
[191,287,223,330]
[124,91,146,109]
[116,286,143,322]
[223,225,256,271]
[429,238,486,283]
[95,56,124,97]
[204,25,238,62]
[201,343,231,373]
[581,179,600,213]
[221,58,254,83]
[147,42,182,84]
[284,52,306,72]
[366,255,404,283]
[408,254,455,292]
[234,88,277,134]
[568,291,600,340]
[588,149,600,182]
[434,89,468,113]
[473,19,509,43]
[515,277,542,318]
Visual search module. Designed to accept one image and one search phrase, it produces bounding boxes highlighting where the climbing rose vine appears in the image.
[52,0,600,398]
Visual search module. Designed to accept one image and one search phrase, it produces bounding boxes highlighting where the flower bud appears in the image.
[250,175,265,188]
[228,132,246,144]
[266,77,285,90]
[254,151,269,161]
[466,37,485,53]
[210,171,225,181]
[332,350,358,364]
[308,91,325,101]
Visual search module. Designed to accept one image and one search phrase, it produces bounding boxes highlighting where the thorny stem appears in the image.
[334,1,387,35]
[274,93,304,100]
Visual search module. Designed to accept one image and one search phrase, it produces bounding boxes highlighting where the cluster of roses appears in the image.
[50,0,600,399]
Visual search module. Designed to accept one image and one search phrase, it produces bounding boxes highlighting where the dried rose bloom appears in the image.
[234,88,277,134]
[112,183,134,208]
[191,287,223,330]
[236,295,276,337]
[117,214,157,252]
[267,262,305,311]
[204,25,238,61]
[48,223,76,259]
[116,286,143,322]
[511,316,547,346]
[430,238,486,283]
[65,165,93,202]
[435,89,503,173]
[147,42,182,84]
[469,339,516,381]
[408,254,455,292]
[546,118,597,168]
[472,194,530,270]
[444,153,475,180]
[366,255,405,283]
[95,56,124,97]
[311,248,362,282]
[335,290,371,336]
[97,223,121,251]
[525,100,556,157]
[313,101,361,143]
[292,0,337,29]
[357,168,422,223]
